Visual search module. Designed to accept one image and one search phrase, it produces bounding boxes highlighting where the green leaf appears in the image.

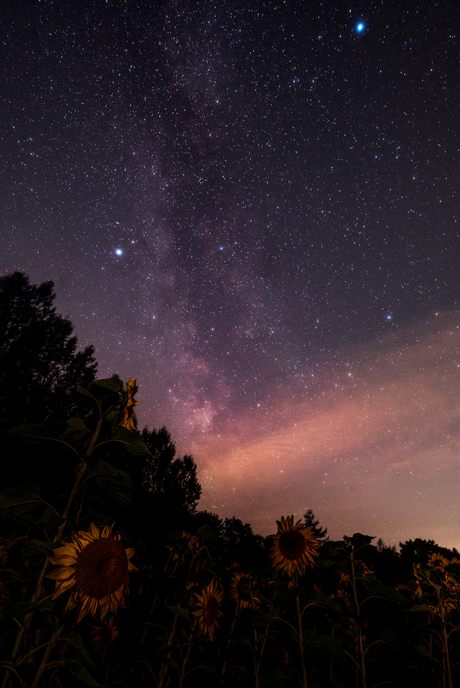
[111,426,151,455]
[87,457,133,506]
[5,423,68,443]
[96,477,133,507]
[64,417,91,443]
[77,382,99,402]
[259,666,285,687]
[350,533,375,552]
[0,598,52,617]
[65,663,104,688]
[31,538,56,554]
[319,634,351,664]
[378,628,401,651]
[313,591,343,612]
[333,678,351,688]
[167,605,190,619]
[65,631,95,664]
[0,481,41,510]
[94,377,124,393]
[197,524,217,540]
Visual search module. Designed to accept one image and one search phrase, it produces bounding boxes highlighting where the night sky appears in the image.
[2,0,460,549]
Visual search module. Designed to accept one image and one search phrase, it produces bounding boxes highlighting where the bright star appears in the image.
[356,22,365,33]
[115,248,123,256]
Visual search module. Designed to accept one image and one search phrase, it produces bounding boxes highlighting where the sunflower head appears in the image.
[91,617,119,659]
[427,553,450,571]
[47,523,137,624]
[119,378,140,432]
[269,515,320,579]
[229,571,260,611]
[193,579,224,641]
[429,597,458,619]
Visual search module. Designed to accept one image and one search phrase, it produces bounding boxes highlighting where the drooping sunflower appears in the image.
[119,377,140,432]
[47,523,137,624]
[229,571,260,611]
[193,578,224,641]
[269,515,320,578]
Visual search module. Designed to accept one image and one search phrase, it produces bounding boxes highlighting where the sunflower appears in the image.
[427,553,450,571]
[47,523,137,624]
[229,571,260,610]
[91,617,119,659]
[269,515,319,578]
[339,560,374,587]
[119,377,140,432]
[193,579,224,641]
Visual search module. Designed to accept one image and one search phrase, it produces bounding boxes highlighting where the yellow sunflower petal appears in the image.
[49,555,77,566]
[46,566,75,580]
[89,523,100,539]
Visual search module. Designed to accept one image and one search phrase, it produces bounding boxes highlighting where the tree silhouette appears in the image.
[399,537,460,578]
[0,272,97,430]
[303,508,329,542]
[107,426,202,539]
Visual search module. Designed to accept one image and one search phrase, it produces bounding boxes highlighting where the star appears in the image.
[356,22,365,33]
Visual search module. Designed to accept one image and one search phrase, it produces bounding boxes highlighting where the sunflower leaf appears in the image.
[64,662,104,688]
[5,423,68,443]
[76,382,99,402]
[85,455,133,505]
[259,666,285,686]
[196,524,217,540]
[349,533,375,552]
[319,634,351,664]
[96,477,133,507]
[65,631,96,664]
[94,377,124,392]
[167,605,190,619]
[64,417,92,443]
[0,598,52,617]
[111,426,151,455]
[0,481,41,511]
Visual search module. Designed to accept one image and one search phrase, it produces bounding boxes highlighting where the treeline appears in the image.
[0,272,265,556]
[1,272,458,573]
[2,272,460,688]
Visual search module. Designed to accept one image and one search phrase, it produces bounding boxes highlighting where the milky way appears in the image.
[1,0,459,547]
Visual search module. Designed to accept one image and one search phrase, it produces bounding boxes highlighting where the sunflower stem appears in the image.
[29,623,64,688]
[158,612,179,688]
[296,593,308,688]
[1,415,105,687]
[435,584,453,688]
[254,627,261,688]
[178,617,198,688]
[221,607,237,676]
[350,547,367,688]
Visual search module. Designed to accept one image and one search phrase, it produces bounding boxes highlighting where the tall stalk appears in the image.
[350,547,367,688]
[296,593,308,688]
[1,414,105,688]
[435,585,453,688]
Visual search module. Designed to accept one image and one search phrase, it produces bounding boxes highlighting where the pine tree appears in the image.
[303,508,329,542]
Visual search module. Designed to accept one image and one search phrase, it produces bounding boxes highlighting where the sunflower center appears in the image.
[75,538,128,599]
[204,596,219,625]
[279,530,307,561]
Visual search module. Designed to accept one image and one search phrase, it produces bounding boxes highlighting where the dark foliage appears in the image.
[0,272,97,430]
[107,426,202,542]
[189,510,267,568]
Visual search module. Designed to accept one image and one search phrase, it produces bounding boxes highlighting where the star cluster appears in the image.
[1,0,459,547]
